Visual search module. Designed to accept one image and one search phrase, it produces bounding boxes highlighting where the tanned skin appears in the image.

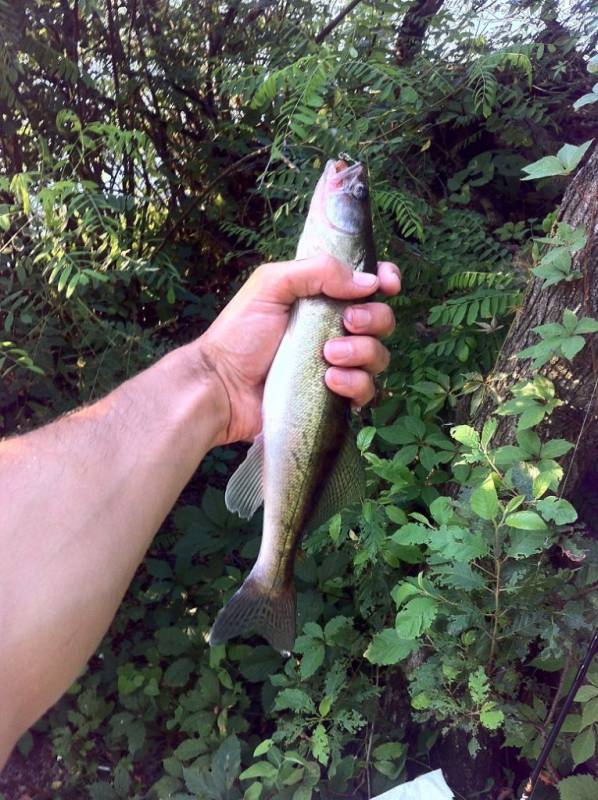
[0,255,400,767]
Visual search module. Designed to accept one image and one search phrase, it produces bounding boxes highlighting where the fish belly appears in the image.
[254,296,348,589]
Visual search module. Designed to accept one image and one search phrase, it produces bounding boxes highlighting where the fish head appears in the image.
[310,158,373,238]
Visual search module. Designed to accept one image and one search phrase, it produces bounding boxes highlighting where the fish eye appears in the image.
[352,183,368,200]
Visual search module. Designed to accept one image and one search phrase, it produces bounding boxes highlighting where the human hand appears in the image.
[198,255,401,445]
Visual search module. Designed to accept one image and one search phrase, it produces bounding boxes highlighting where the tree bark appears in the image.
[468,144,598,510]
[395,0,445,65]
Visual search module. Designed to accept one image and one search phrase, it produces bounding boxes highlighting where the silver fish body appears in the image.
[209,159,376,654]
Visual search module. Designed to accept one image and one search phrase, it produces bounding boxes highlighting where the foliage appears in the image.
[2,1,598,798]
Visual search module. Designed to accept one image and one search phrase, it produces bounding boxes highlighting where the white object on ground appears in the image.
[371,769,454,800]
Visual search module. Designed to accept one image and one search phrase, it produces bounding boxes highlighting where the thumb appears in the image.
[254,254,379,305]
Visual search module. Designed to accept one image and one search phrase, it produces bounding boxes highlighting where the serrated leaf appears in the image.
[311,723,329,764]
[507,529,548,558]
[299,641,325,680]
[480,703,504,730]
[364,629,417,665]
[274,688,316,714]
[450,425,480,448]
[395,597,438,638]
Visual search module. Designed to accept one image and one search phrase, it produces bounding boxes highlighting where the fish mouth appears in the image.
[327,158,365,181]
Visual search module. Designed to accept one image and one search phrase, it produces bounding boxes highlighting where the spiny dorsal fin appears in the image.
[225,433,264,520]
[306,429,365,533]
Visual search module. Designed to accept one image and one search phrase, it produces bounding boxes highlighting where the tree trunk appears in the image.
[395,0,445,65]
[468,144,598,516]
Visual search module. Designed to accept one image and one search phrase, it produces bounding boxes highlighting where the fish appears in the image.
[209,158,377,655]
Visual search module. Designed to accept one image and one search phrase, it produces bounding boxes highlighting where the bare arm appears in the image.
[0,255,400,766]
[0,343,227,765]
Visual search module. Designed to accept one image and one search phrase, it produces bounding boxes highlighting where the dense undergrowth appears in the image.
[1,1,597,798]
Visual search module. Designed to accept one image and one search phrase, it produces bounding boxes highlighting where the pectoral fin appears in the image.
[306,430,365,533]
[225,434,264,519]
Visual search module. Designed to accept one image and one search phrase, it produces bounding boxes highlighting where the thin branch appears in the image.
[152,146,270,255]
[314,0,365,44]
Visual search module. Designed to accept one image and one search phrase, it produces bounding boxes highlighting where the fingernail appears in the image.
[388,270,401,292]
[353,271,377,287]
[345,307,371,328]
[325,340,352,360]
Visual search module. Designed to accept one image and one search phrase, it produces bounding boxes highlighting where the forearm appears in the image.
[0,340,226,764]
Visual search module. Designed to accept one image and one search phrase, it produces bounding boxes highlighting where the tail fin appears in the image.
[209,573,296,656]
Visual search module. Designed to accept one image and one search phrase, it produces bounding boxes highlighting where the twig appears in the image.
[314,0,365,44]
[152,145,270,255]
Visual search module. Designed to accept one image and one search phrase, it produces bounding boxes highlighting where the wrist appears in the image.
[164,340,231,450]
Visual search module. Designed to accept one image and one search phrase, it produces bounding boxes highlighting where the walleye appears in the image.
[209,158,377,655]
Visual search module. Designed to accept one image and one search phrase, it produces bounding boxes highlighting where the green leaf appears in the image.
[505,511,547,530]
[175,739,205,761]
[581,698,598,730]
[391,582,420,607]
[480,702,504,730]
[540,439,573,459]
[244,783,263,800]
[240,762,279,781]
[558,775,598,800]
[156,627,190,656]
[560,334,586,361]
[468,666,490,703]
[521,155,566,180]
[88,783,118,800]
[357,426,376,452]
[163,657,195,687]
[536,496,577,524]
[507,530,548,558]
[395,597,438,638]
[470,475,499,521]
[557,139,593,172]
[575,317,598,334]
[299,641,325,680]
[575,685,598,702]
[372,742,405,760]
[481,419,497,448]
[450,425,480,448]
[311,723,329,765]
[571,726,595,766]
[212,734,241,791]
[253,738,274,757]
[364,629,417,665]
[274,688,316,714]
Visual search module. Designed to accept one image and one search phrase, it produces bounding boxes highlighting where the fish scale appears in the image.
[209,159,376,654]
